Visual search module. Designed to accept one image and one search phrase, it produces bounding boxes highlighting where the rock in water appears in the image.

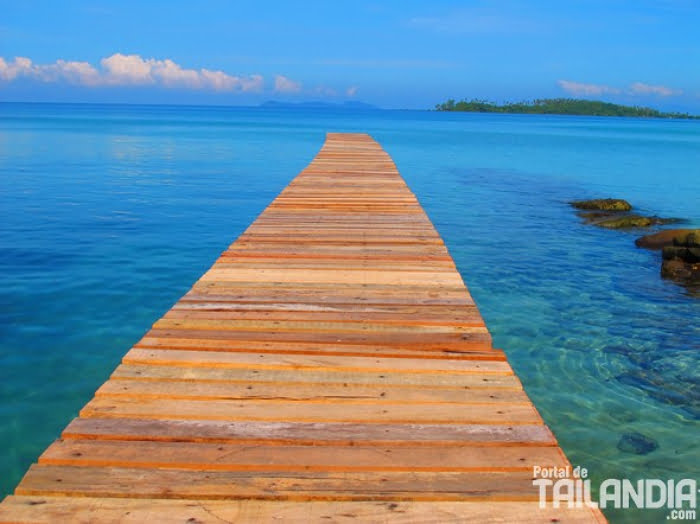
[578,211,621,224]
[661,258,695,279]
[663,246,700,264]
[673,230,700,248]
[570,198,681,229]
[659,230,700,290]
[571,199,697,293]
[617,432,659,455]
[594,215,680,229]
[570,198,632,211]
[636,229,695,249]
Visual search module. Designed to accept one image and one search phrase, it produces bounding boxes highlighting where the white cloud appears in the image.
[274,74,302,93]
[201,69,263,92]
[99,54,263,92]
[346,86,359,97]
[558,80,620,96]
[629,82,681,97]
[101,53,155,85]
[0,56,102,85]
[50,60,102,86]
[0,53,263,92]
[0,56,34,80]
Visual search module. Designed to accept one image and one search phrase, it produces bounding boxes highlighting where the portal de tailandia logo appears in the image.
[532,465,697,520]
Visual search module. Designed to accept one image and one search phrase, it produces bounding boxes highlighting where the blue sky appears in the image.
[2,0,699,110]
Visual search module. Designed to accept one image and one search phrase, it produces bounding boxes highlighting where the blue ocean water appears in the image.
[1,103,698,522]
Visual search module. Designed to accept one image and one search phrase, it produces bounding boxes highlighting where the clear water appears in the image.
[1,103,698,522]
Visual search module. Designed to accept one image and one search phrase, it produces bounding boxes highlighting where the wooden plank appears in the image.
[110,363,522,388]
[121,348,509,374]
[15,465,546,501]
[0,496,609,523]
[136,328,493,349]
[40,439,566,472]
[200,268,465,286]
[132,338,504,361]
[62,418,558,446]
[183,285,476,307]
[95,378,529,403]
[79,397,542,424]
[164,300,484,316]
[169,303,474,314]
[151,318,486,334]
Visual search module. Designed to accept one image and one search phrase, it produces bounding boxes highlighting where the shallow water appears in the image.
[1,103,698,522]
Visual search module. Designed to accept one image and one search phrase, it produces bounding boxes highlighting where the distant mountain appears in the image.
[260,100,379,110]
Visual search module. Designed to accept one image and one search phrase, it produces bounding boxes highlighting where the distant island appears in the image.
[434,98,698,119]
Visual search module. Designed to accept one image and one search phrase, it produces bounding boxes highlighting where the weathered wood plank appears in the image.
[122,348,510,374]
[15,465,545,501]
[79,397,542,424]
[40,439,566,472]
[136,328,493,349]
[62,418,558,446]
[151,318,486,334]
[110,363,522,388]
[165,305,483,320]
[200,268,465,286]
[0,496,609,523]
[132,337,505,361]
[95,378,528,403]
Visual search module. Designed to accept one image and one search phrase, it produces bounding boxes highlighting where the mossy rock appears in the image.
[662,246,700,263]
[661,258,700,280]
[661,238,700,291]
[595,215,681,229]
[570,198,632,211]
[578,210,618,223]
[673,230,700,247]
[636,229,695,249]
[595,215,654,229]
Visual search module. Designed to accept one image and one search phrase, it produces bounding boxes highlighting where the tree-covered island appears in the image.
[434,98,698,119]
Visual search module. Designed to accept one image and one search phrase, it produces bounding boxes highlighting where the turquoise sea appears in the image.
[1,103,698,522]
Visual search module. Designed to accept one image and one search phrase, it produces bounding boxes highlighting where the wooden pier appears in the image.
[0,134,605,522]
